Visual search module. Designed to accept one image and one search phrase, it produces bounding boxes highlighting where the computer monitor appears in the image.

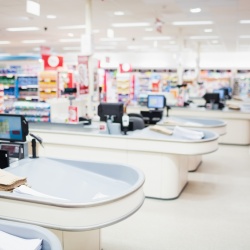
[147,95,166,110]
[213,89,225,101]
[0,114,29,142]
[203,93,220,104]
[98,102,124,124]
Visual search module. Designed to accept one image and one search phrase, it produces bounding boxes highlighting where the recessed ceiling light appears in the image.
[0,41,10,44]
[26,0,40,16]
[204,29,213,32]
[114,11,124,16]
[189,36,218,39]
[239,35,250,38]
[100,37,127,41]
[58,25,85,30]
[6,27,39,31]
[68,33,74,37]
[46,15,56,19]
[59,38,81,42]
[211,40,219,44]
[127,45,150,50]
[172,21,213,25]
[92,29,100,34]
[239,20,250,24]
[190,8,201,13]
[112,22,150,27]
[145,27,153,32]
[22,40,46,43]
[143,36,172,41]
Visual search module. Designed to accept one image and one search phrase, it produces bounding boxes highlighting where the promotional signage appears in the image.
[119,63,132,73]
[42,55,63,70]
[77,56,89,94]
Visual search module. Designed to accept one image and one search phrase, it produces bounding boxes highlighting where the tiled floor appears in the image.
[101,144,250,250]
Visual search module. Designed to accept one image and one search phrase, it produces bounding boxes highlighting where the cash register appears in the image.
[0,114,29,168]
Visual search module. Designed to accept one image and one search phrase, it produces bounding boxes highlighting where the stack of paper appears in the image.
[0,169,27,191]
[163,118,203,127]
[173,126,204,140]
[13,185,69,201]
[149,125,173,135]
[0,230,42,250]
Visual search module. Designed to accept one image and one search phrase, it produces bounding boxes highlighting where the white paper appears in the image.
[173,126,204,140]
[13,185,69,201]
[0,230,42,250]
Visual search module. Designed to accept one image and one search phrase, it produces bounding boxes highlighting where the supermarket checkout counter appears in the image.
[157,116,227,171]
[29,121,219,200]
[0,157,145,250]
[0,114,145,250]
[127,105,250,145]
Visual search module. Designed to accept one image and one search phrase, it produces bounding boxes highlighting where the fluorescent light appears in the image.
[58,25,85,30]
[22,40,46,43]
[92,29,100,34]
[26,0,40,16]
[190,8,201,13]
[0,41,10,44]
[143,36,172,41]
[211,40,218,44]
[112,22,150,27]
[239,35,250,38]
[100,37,127,41]
[114,11,124,16]
[0,53,11,56]
[59,38,81,42]
[239,20,250,24]
[145,27,153,31]
[107,29,114,38]
[172,21,213,25]
[46,15,56,19]
[204,29,213,32]
[189,36,218,39]
[127,45,150,50]
[63,47,81,50]
[6,27,39,31]
[169,40,176,44]
[68,33,74,37]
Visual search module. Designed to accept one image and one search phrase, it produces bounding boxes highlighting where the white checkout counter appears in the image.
[127,105,250,145]
[0,157,145,250]
[157,116,227,171]
[28,122,219,200]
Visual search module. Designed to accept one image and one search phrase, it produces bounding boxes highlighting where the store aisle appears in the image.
[101,145,250,250]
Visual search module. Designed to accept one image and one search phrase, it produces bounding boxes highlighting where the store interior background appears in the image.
[1,0,250,119]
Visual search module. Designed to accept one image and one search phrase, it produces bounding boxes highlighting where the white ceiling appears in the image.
[1,0,250,56]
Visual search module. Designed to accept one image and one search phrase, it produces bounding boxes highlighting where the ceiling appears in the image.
[1,0,250,56]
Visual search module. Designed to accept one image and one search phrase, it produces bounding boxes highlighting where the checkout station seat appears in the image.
[128,116,145,131]
[140,110,164,125]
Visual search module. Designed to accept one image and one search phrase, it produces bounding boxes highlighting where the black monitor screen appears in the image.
[147,95,166,109]
[0,114,28,142]
[203,93,220,104]
[213,89,225,100]
[98,102,124,124]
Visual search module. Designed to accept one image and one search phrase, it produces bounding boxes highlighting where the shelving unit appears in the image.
[16,75,39,101]
[0,75,16,101]
[233,70,250,97]
[116,73,131,103]
[11,101,50,122]
[39,71,58,101]
[0,84,4,113]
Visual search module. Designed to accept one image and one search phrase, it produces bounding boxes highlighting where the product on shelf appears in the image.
[39,71,58,101]
[16,76,39,101]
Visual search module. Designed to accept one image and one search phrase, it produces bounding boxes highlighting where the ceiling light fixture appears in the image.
[143,36,172,41]
[114,11,124,16]
[239,35,250,38]
[58,25,85,30]
[68,33,74,37]
[189,35,218,39]
[239,20,250,24]
[145,27,153,32]
[46,15,56,19]
[172,21,213,25]
[6,27,39,31]
[26,0,40,16]
[0,41,10,44]
[63,47,81,50]
[211,40,219,44]
[190,8,201,13]
[95,46,116,50]
[204,29,213,32]
[112,22,150,27]
[127,45,150,50]
[22,40,46,43]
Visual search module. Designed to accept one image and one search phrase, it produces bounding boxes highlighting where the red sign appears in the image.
[119,63,132,73]
[42,54,63,70]
[77,56,89,94]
